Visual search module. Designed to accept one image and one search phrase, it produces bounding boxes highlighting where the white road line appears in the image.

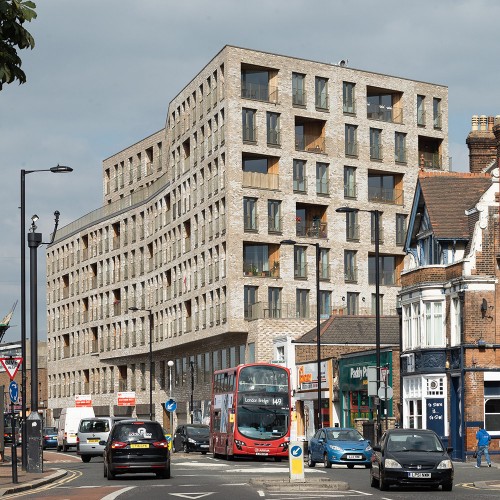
[258,491,265,497]
[101,486,136,500]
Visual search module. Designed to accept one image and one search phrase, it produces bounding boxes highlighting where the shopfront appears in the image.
[339,350,393,428]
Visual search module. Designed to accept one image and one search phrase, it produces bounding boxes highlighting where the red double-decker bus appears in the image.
[210,363,291,460]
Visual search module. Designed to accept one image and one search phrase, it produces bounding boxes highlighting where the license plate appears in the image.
[130,443,149,449]
[346,454,362,460]
[256,452,268,455]
[88,438,99,443]
[409,472,431,478]
[200,444,209,448]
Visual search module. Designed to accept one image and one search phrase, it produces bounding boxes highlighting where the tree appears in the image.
[0,0,37,90]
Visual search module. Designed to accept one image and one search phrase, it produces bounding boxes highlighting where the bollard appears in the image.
[288,441,305,482]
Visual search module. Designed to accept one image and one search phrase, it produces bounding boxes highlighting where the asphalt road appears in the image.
[7,450,500,500]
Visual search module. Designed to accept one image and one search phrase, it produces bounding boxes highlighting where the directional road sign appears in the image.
[9,380,19,404]
[165,398,177,412]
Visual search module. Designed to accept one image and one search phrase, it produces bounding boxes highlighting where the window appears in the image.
[395,132,407,163]
[268,287,281,318]
[371,212,383,243]
[230,347,236,368]
[424,301,444,346]
[344,250,357,282]
[292,73,306,106]
[242,108,256,142]
[396,214,407,246]
[268,200,282,233]
[244,286,258,320]
[296,289,309,318]
[370,128,382,160]
[368,255,397,285]
[243,197,257,231]
[315,77,328,109]
[346,210,359,241]
[343,82,355,114]
[344,166,356,198]
[276,345,285,363]
[244,244,269,275]
[204,352,211,382]
[294,246,307,278]
[407,399,423,429]
[316,162,329,195]
[417,95,425,126]
[371,293,383,315]
[248,342,255,363]
[484,380,500,435]
[267,112,280,145]
[293,159,306,192]
[368,173,401,204]
[345,125,358,156]
[319,248,329,280]
[241,69,269,101]
[450,296,462,346]
[433,98,442,129]
[221,349,227,369]
[242,156,268,173]
[346,292,358,315]
[320,291,331,319]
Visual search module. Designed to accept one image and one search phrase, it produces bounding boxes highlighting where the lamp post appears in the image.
[336,206,382,442]
[20,165,72,468]
[281,239,322,430]
[27,210,61,473]
[190,361,194,424]
[129,307,154,420]
[168,360,174,433]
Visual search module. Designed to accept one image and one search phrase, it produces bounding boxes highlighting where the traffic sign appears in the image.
[165,398,177,412]
[9,380,19,403]
[378,385,393,401]
[0,357,23,380]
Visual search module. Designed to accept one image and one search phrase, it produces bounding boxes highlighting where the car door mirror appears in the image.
[447,447,453,454]
[372,444,381,452]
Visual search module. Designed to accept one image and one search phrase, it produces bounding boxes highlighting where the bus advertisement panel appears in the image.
[210,363,290,459]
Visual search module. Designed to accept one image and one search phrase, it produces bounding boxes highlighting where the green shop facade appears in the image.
[338,348,396,429]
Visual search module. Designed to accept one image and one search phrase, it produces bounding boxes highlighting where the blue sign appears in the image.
[9,381,19,404]
[165,398,177,413]
[426,398,445,437]
[290,445,302,458]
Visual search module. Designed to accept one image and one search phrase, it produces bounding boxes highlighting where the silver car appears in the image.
[77,417,133,462]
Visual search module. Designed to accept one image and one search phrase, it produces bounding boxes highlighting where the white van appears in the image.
[57,407,95,451]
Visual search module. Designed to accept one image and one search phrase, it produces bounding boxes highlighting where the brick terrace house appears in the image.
[399,115,500,461]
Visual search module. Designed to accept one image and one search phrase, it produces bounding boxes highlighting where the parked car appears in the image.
[103,420,170,479]
[307,427,372,468]
[173,424,210,454]
[370,428,454,491]
[77,417,133,462]
[42,427,58,449]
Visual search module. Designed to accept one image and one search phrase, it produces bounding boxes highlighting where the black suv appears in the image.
[173,424,210,453]
[103,420,170,479]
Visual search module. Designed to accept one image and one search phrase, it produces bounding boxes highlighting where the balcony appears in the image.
[296,220,328,239]
[241,83,278,103]
[367,105,403,124]
[419,151,442,169]
[245,302,318,321]
[295,135,325,154]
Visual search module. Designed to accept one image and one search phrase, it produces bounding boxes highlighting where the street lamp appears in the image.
[168,360,174,433]
[190,361,194,424]
[336,206,382,441]
[20,164,72,469]
[129,307,154,420]
[281,239,322,430]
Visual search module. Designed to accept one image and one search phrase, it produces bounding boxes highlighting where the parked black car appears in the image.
[370,428,454,491]
[173,424,210,454]
[103,420,170,479]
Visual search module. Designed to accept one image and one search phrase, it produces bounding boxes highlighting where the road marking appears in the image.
[169,494,215,499]
[101,486,136,500]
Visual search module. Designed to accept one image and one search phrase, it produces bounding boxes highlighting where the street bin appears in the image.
[362,420,375,445]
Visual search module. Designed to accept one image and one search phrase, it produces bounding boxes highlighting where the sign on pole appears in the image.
[9,381,19,404]
[0,357,23,380]
[165,399,177,413]
[289,442,305,482]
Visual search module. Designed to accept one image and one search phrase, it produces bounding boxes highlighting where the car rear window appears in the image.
[113,422,164,442]
[79,419,110,433]
[43,427,57,433]
[186,426,209,437]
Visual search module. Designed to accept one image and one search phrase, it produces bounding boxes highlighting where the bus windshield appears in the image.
[237,405,289,440]
[237,365,289,393]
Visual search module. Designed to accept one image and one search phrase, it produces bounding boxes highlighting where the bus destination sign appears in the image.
[240,393,289,408]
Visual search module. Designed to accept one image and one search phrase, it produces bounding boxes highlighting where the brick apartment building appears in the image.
[399,115,500,460]
[45,46,448,430]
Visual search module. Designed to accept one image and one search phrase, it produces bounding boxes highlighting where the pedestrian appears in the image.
[475,425,492,468]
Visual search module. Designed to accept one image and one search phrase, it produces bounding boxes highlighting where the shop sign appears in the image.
[117,391,136,406]
[297,361,328,391]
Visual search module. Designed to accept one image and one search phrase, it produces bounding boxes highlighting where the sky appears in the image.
[1,0,499,343]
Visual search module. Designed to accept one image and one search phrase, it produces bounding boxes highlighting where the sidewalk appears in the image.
[0,447,66,496]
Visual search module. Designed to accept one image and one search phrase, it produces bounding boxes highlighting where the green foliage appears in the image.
[0,0,37,90]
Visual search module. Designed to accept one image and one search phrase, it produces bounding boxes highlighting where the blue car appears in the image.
[42,426,58,449]
[308,427,372,468]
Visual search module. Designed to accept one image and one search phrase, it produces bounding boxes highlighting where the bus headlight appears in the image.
[279,442,289,451]
[234,440,246,450]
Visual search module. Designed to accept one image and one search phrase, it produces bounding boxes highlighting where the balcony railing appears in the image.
[419,152,442,169]
[295,136,325,154]
[242,171,279,190]
[244,215,258,231]
[241,83,278,103]
[344,183,357,198]
[417,110,426,126]
[346,224,360,241]
[370,144,383,160]
[367,105,403,124]
[245,302,319,321]
[345,141,358,156]
[292,90,306,106]
[345,267,358,283]
[268,216,282,233]
[395,148,407,163]
[296,221,328,238]
[267,130,281,146]
[315,94,329,110]
[368,186,404,205]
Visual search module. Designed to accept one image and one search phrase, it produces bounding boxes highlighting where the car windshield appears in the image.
[43,427,57,434]
[326,429,364,441]
[113,423,164,442]
[387,433,444,452]
[186,426,209,437]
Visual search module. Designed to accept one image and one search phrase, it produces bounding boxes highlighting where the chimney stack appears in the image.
[466,115,497,173]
